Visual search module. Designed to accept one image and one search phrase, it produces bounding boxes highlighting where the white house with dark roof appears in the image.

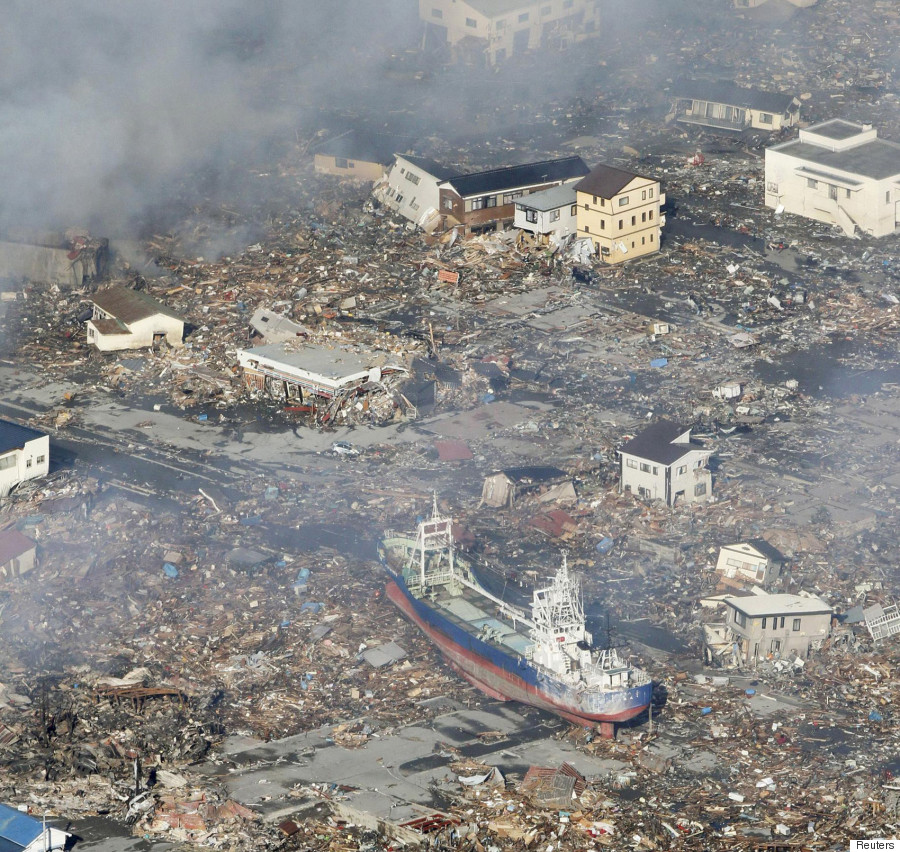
[715,540,785,587]
[378,154,462,231]
[513,183,577,243]
[672,80,800,133]
[0,421,49,498]
[724,593,831,664]
[618,420,712,506]
[0,803,69,852]
[765,119,900,237]
[86,285,185,351]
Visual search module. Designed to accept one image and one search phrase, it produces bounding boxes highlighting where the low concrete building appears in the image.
[378,154,461,231]
[438,156,589,234]
[0,529,36,578]
[672,81,800,133]
[421,0,602,66]
[0,232,108,288]
[765,119,900,237]
[574,164,664,265]
[514,183,577,244]
[618,420,712,506]
[0,421,49,498]
[724,593,832,664]
[0,803,69,852]
[715,540,785,586]
[87,285,185,351]
[237,342,408,423]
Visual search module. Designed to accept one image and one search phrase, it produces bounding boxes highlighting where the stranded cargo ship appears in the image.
[378,498,652,730]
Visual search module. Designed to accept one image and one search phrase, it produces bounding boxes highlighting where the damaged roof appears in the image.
[574,164,649,199]
[397,154,461,181]
[0,530,35,566]
[313,130,415,165]
[726,593,831,618]
[91,285,184,325]
[674,79,798,114]
[0,804,44,852]
[619,420,703,465]
[440,156,589,198]
[0,420,46,455]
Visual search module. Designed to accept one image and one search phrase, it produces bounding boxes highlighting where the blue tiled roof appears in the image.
[0,803,43,850]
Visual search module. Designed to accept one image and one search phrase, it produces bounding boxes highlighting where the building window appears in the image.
[631,241,635,248]
[695,482,707,496]
[778,617,785,628]
[409,200,420,211]
[432,7,443,17]
[846,188,851,198]
[762,617,767,629]
[525,209,537,223]
[639,462,651,473]
[619,196,629,206]
[642,190,647,200]
[807,178,817,189]
[887,191,892,204]
[571,204,577,216]
[549,209,560,222]
[649,188,654,198]
[0,454,15,471]
[36,455,45,464]
[793,618,801,631]
[335,158,349,169]
[518,12,529,21]
[618,219,623,229]
[584,203,589,210]
[503,191,522,204]
[626,459,637,469]
[677,465,686,475]
[404,171,420,185]
[760,112,773,124]
[642,236,646,245]
[395,194,404,204]
[583,224,590,233]
[466,17,477,27]
[600,197,606,207]
[631,215,636,226]
[25,458,32,469]
[600,219,605,230]
[443,197,454,210]
[734,610,746,628]
[496,19,505,29]
[642,212,647,222]
[652,466,658,475]
[650,233,654,242]
[592,195,597,204]
[649,209,654,220]
[87,327,95,339]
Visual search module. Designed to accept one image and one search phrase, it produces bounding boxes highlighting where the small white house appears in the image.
[618,420,712,506]
[765,119,900,237]
[514,183,577,244]
[87,285,185,351]
[378,154,461,232]
[0,803,69,852]
[715,540,785,586]
[0,421,49,497]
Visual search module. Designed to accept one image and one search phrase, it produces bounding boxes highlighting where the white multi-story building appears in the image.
[765,119,900,237]
[0,421,49,497]
[513,183,577,244]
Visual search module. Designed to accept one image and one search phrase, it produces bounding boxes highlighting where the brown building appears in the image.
[438,156,589,234]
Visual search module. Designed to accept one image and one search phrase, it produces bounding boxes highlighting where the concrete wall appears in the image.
[576,177,662,264]
[0,434,50,497]
[0,241,99,287]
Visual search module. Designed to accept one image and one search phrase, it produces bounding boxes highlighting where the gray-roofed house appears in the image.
[0,802,69,852]
[715,540,785,587]
[723,593,832,665]
[574,164,664,265]
[421,0,602,66]
[377,154,462,232]
[618,420,712,506]
[513,183,577,244]
[86,285,185,351]
[671,80,800,133]
[0,421,49,498]
[765,119,900,237]
[438,156,589,234]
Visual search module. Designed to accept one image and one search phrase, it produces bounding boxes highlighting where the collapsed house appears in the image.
[0,231,108,288]
[704,592,832,667]
[671,80,800,134]
[86,285,185,351]
[248,308,311,344]
[574,164,664,264]
[479,466,572,508]
[0,421,49,498]
[0,529,36,579]
[377,154,462,232]
[421,0,602,66]
[617,420,712,506]
[237,342,409,424]
[764,119,900,238]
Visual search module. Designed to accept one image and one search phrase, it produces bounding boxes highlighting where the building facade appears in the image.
[379,154,461,231]
[0,421,49,498]
[312,131,413,182]
[421,0,602,65]
[618,420,712,506]
[574,164,664,265]
[438,156,589,234]
[513,183,577,243]
[724,594,831,664]
[765,119,900,237]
